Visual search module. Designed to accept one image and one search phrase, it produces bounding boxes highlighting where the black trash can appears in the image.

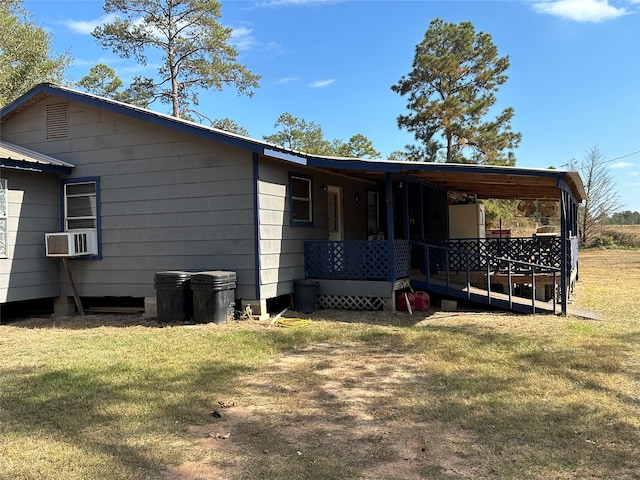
[154,271,192,322]
[294,279,320,313]
[191,271,236,324]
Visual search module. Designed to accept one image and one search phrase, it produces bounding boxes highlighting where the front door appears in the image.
[327,185,343,241]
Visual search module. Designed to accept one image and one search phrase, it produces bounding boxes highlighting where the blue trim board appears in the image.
[0,158,72,175]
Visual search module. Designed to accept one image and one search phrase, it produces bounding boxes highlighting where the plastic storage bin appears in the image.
[294,279,320,313]
[154,271,192,322]
[191,271,236,324]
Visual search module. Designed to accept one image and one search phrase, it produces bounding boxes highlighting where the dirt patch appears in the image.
[4,308,503,479]
[166,331,493,480]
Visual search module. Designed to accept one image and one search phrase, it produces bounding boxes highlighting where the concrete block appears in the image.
[143,297,157,318]
[53,296,75,315]
[440,299,458,312]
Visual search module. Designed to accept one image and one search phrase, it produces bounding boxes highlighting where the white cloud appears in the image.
[259,0,339,7]
[64,14,119,34]
[274,76,300,84]
[231,25,257,51]
[309,79,335,88]
[531,0,628,22]
[610,161,634,169]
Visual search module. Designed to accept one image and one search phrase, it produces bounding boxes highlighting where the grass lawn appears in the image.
[0,249,638,479]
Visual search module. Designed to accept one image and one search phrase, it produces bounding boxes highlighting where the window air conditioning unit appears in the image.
[45,230,98,257]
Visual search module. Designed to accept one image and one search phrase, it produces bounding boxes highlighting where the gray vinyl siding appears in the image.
[257,158,369,299]
[2,97,256,301]
[0,170,60,302]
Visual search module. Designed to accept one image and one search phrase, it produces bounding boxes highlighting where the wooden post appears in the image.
[61,258,84,315]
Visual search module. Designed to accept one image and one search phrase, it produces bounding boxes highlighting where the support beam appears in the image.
[560,191,568,316]
[61,258,84,315]
[385,173,394,241]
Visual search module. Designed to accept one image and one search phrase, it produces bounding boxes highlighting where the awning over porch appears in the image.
[305,157,586,204]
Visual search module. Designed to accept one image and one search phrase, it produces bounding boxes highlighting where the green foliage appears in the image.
[263,113,381,157]
[334,133,381,158]
[77,63,155,108]
[483,199,519,229]
[263,112,333,154]
[588,229,640,249]
[92,0,260,118]
[608,210,640,225]
[212,117,250,136]
[77,63,122,98]
[391,18,521,165]
[0,0,70,106]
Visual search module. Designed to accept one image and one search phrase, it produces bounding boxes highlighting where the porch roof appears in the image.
[306,156,586,203]
[0,140,75,174]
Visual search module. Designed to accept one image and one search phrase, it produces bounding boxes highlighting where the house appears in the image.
[0,83,585,319]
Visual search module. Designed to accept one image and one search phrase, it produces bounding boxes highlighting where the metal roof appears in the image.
[0,140,74,174]
[1,83,585,202]
[305,157,586,202]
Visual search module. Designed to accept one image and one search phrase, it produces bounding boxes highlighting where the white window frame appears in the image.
[290,174,313,225]
[64,180,97,231]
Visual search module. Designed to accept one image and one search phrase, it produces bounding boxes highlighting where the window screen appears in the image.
[65,181,97,230]
[290,175,312,224]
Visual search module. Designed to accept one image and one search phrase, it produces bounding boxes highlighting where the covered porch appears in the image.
[301,159,585,315]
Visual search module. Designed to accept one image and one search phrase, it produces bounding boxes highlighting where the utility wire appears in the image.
[603,149,640,164]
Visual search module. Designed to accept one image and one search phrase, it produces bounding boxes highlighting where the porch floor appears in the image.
[415,276,602,319]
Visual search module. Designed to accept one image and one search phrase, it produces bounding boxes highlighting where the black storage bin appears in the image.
[154,271,192,322]
[191,271,236,324]
[294,279,320,313]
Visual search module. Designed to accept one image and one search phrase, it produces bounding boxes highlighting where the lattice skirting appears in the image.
[318,295,385,311]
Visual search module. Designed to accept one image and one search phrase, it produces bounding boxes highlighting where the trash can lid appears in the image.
[154,271,192,285]
[191,271,236,284]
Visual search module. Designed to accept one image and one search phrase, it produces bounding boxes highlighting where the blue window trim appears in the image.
[288,172,314,226]
[60,176,102,260]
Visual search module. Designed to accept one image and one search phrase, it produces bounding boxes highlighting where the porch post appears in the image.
[560,190,568,316]
[403,178,410,240]
[385,173,394,241]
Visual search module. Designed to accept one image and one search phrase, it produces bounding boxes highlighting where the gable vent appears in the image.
[46,103,69,139]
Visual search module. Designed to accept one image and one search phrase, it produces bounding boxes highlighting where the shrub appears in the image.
[588,229,640,249]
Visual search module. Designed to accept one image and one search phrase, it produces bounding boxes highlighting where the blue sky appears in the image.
[23,0,640,212]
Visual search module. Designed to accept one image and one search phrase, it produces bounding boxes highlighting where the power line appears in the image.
[604,149,640,164]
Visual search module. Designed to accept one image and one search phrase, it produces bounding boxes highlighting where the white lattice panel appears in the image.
[318,295,385,311]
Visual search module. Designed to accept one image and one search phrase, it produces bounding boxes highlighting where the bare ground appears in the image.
[5,308,499,479]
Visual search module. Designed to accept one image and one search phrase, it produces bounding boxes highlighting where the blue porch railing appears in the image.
[304,240,411,281]
[413,241,561,314]
[426,236,578,277]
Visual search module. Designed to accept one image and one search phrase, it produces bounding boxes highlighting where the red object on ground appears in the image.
[396,292,415,312]
[414,291,430,311]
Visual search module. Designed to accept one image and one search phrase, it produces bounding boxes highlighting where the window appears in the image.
[367,190,380,235]
[61,178,101,259]
[0,179,7,257]
[289,174,313,225]
[64,180,97,230]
